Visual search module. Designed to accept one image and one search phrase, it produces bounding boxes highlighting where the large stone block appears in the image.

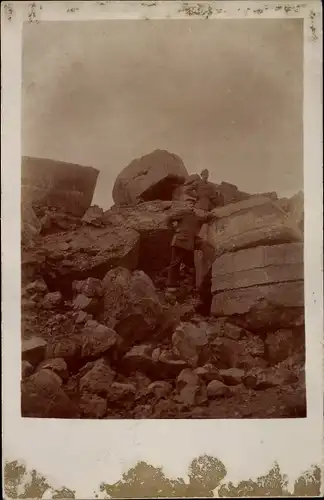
[40,225,140,292]
[206,198,303,257]
[112,149,188,206]
[22,156,99,217]
[211,281,304,332]
[212,243,303,293]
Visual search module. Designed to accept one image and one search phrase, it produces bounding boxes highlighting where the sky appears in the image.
[22,19,303,209]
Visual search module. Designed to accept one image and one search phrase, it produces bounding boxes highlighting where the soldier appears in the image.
[166,205,215,291]
[195,169,224,211]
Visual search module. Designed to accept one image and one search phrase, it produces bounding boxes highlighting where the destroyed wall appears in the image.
[22,156,99,217]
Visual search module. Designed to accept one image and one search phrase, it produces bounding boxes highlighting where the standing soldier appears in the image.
[166,205,215,291]
[195,169,224,211]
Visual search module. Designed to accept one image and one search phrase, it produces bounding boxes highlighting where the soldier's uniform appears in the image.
[166,209,213,288]
[195,180,224,211]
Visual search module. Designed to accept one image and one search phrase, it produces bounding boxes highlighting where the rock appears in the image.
[172,322,208,367]
[46,338,80,366]
[148,381,173,398]
[206,380,231,398]
[22,156,99,217]
[176,369,207,406]
[81,323,121,358]
[212,243,303,293]
[102,267,163,343]
[25,279,48,295]
[265,328,305,365]
[211,281,304,332]
[72,278,104,298]
[210,337,266,371]
[73,294,92,310]
[219,368,245,386]
[82,205,104,226]
[107,382,136,402]
[21,369,79,418]
[244,366,298,390]
[21,200,41,244]
[79,358,116,397]
[194,363,222,383]
[37,358,69,381]
[205,318,244,341]
[156,349,188,378]
[42,291,63,309]
[123,344,155,374]
[195,196,303,286]
[40,226,140,291]
[72,293,100,314]
[22,337,47,366]
[103,199,194,277]
[75,311,88,324]
[112,149,188,206]
[79,394,107,418]
[21,360,34,378]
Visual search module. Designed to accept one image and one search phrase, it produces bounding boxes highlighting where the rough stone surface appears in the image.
[102,267,164,343]
[148,381,173,398]
[40,226,140,292]
[21,369,79,418]
[22,156,99,217]
[37,358,69,381]
[211,281,304,332]
[79,358,116,396]
[172,322,208,367]
[265,328,304,366]
[72,277,104,298]
[42,291,63,309]
[207,380,230,398]
[219,368,245,386]
[22,337,48,366]
[79,394,107,418]
[212,243,303,293]
[112,149,188,206]
[22,361,34,379]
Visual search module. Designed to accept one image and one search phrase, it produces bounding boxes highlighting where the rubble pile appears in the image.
[21,151,306,419]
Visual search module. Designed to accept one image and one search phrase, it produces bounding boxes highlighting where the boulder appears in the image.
[176,369,207,406]
[37,358,69,381]
[82,205,104,227]
[21,200,41,244]
[212,243,303,293]
[80,323,121,358]
[21,369,79,418]
[79,358,116,396]
[21,361,34,379]
[218,368,245,386]
[123,344,156,373]
[22,337,47,366]
[79,394,107,418]
[194,363,222,383]
[42,291,63,309]
[206,380,231,398]
[244,366,299,390]
[25,279,48,295]
[40,226,140,292]
[106,382,136,403]
[102,267,164,343]
[148,381,173,398]
[172,322,208,367]
[265,328,305,365]
[112,149,188,206]
[22,156,99,217]
[211,281,304,332]
[195,196,303,288]
[72,278,104,298]
[72,294,100,314]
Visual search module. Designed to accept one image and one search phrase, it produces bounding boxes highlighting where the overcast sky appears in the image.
[22,19,303,209]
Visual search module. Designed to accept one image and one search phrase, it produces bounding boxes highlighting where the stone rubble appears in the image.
[21,151,306,419]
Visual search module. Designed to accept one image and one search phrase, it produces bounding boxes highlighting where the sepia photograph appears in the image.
[2,1,323,498]
[20,15,306,420]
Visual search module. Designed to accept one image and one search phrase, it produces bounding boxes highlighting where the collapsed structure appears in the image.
[21,151,305,419]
